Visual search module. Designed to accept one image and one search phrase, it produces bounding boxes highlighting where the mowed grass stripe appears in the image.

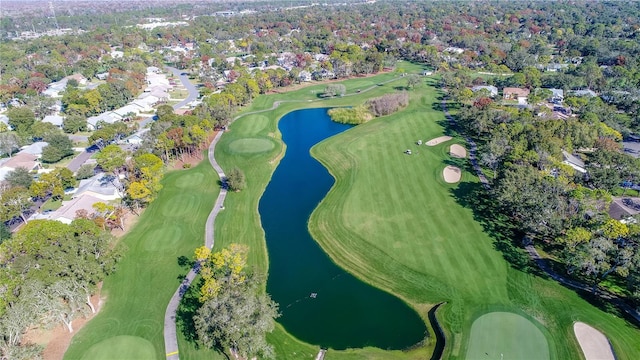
[64,159,219,360]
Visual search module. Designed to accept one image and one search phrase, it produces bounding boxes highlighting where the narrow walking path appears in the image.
[441,97,640,325]
[163,131,227,360]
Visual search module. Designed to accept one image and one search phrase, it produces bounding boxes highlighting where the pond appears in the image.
[259,107,426,350]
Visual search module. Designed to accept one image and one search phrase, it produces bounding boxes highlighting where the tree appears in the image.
[30,171,64,200]
[226,167,246,191]
[95,144,126,173]
[75,164,95,180]
[0,132,20,157]
[6,107,35,136]
[194,276,279,360]
[194,244,279,359]
[324,84,346,97]
[406,74,421,89]
[31,122,60,141]
[63,115,87,134]
[41,134,74,163]
[0,186,32,223]
[566,236,636,293]
[5,167,33,189]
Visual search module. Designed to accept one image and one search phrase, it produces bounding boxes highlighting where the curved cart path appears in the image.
[441,97,640,326]
[163,131,227,359]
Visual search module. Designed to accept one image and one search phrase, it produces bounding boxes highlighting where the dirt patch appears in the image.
[426,136,452,146]
[23,287,104,360]
[573,322,615,360]
[450,144,467,158]
[110,209,141,238]
[443,165,462,183]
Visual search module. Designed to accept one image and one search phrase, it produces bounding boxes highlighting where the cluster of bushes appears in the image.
[328,92,410,125]
[367,92,409,117]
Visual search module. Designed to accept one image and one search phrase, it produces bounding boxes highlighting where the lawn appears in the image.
[64,61,640,360]
[307,77,640,359]
[63,159,219,360]
[465,312,549,360]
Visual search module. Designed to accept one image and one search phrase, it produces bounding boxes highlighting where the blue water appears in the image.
[259,108,426,350]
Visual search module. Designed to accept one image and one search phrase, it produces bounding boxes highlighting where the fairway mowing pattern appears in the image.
[63,160,218,360]
[228,138,274,153]
[465,312,549,360]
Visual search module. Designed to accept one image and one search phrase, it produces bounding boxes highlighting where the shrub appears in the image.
[328,105,373,125]
[183,163,192,169]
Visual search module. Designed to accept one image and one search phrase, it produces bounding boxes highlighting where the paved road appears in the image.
[66,145,98,172]
[441,97,640,325]
[163,131,228,360]
[140,66,200,128]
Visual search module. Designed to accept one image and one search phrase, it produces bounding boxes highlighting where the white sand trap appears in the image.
[573,322,616,360]
[426,136,452,146]
[443,165,461,183]
[450,144,467,158]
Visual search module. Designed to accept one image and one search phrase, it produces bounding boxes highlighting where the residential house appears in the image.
[64,74,88,86]
[0,152,41,181]
[20,142,48,157]
[545,63,569,72]
[570,89,597,97]
[503,87,530,101]
[74,173,123,201]
[96,72,109,80]
[42,114,64,128]
[42,79,68,98]
[49,194,104,224]
[471,85,498,97]
[0,114,11,130]
[87,112,123,131]
[562,150,587,173]
[299,71,312,82]
[544,88,564,103]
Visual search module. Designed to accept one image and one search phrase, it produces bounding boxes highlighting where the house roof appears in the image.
[570,89,597,97]
[75,173,122,198]
[2,152,38,170]
[20,141,48,156]
[472,85,498,95]
[503,87,530,97]
[562,150,586,172]
[545,88,564,98]
[42,115,64,126]
[51,194,104,223]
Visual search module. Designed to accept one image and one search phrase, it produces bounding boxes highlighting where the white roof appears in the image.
[42,115,64,126]
[20,141,48,156]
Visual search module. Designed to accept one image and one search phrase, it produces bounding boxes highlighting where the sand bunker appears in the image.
[443,166,461,183]
[573,322,616,360]
[450,144,467,158]
[426,136,452,146]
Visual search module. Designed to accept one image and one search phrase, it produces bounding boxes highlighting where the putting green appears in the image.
[228,138,274,153]
[465,312,549,360]
[80,335,156,360]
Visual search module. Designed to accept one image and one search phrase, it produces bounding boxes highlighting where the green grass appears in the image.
[63,159,218,360]
[465,312,549,360]
[41,198,62,212]
[64,61,640,360]
[79,335,156,360]
[227,138,275,153]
